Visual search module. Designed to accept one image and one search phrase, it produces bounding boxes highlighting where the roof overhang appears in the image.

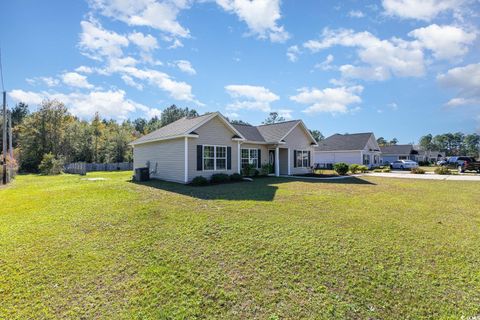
[129,133,199,146]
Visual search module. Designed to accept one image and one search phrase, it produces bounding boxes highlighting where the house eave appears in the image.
[130,134,198,146]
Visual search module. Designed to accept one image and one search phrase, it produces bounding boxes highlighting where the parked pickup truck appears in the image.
[444,156,480,173]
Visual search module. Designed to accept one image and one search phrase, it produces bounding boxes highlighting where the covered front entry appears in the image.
[268,147,290,176]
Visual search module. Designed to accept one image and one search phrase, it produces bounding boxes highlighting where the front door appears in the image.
[268,150,275,174]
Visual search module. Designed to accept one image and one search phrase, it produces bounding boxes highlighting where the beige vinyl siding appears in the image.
[314,151,362,165]
[188,117,239,182]
[133,138,185,183]
[240,143,268,168]
[283,125,314,175]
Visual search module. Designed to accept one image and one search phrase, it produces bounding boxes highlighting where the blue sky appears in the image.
[1,0,479,143]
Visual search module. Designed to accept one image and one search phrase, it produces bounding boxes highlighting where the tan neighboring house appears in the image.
[130,112,318,183]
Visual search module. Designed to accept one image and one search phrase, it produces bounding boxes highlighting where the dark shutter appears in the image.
[308,151,311,167]
[293,150,297,168]
[257,149,261,168]
[197,145,203,171]
[227,146,232,170]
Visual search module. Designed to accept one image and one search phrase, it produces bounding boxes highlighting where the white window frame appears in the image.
[203,145,227,171]
[241,148,258,168]
[296,150,309,168]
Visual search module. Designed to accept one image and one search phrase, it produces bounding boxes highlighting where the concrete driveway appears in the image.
[363,172,480,181]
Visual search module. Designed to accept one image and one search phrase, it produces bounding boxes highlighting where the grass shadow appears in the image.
[131,176,375,201]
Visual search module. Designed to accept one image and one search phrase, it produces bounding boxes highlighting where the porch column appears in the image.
[237,141,241,173]
[287,148,291,175]
[184,137,188,183]
[275,146,280,177]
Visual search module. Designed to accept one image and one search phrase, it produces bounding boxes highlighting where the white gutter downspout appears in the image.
[275,146,280,177]
[184,137,188,183]
[237,141,241,173]
[287,148,291,175]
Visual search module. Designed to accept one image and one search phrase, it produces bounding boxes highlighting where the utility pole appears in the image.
[2,91,6,184]
[8,109,12,159]
[8,109,12,182]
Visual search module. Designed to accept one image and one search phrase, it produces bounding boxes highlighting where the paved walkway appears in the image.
[362,172,480,181]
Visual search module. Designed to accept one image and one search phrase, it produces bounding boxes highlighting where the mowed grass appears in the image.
[1,173,480,319]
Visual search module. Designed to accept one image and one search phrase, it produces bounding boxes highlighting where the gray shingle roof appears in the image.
[131,113,310,145]
[257,120,301,142]
[232,124,265,142]
[131,113,215,145]
[380,144,414,154]
[316,133,373,151]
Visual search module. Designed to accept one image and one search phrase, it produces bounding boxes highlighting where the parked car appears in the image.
[436,159,447,166]
[390,160,419,170]
[444,156,480,173]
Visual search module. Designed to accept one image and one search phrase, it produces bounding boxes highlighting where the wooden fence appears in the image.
[64,162,133,175]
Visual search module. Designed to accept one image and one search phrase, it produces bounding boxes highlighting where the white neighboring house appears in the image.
[314,132,381,168]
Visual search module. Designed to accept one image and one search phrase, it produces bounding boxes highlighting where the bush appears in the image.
[191,176,208,186]
[211,173,230,184]
[38,153,64,175]
[333,162,349,175]
[260,163,273,176]
[373,168,383,173]
[411,167,426,174]
[242,164,255,177]
[358,165,369,173]
[230,173,243,182]
[434,166,450,175]
[382,168,391,173]
[349,164,360,174]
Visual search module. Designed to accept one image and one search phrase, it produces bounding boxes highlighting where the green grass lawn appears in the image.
[1,172,480,319]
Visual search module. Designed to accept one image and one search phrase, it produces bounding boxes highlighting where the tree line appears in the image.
[419,133,480,157]
[0,101,201,172]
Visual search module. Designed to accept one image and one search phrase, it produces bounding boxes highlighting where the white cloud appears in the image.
[111,65,201,104]
[290,86,363,114]
[225,84,279,112]
[88,0,191,38]
[216,0,289,42]
[304,28,425,80]
[437,63,480,107]
[382,0,464,21]
[8,89,155,120]
[174,60,196,75]
[128,32,159,51]
[339,64,390,81]
[314,54,334,71]
[75,66,94,74]
[348,10,365,18]
[61,72,95,89]
[409,24,476,60]
[287,45,300,62]
[9,89,45,105]
[121,75,144,90]
[277,109,293,120]
[26,77,60,87]
[79,19,129,60]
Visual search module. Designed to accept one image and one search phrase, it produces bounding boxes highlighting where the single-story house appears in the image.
[380,145,418,163]
[314,132,381,168]
[130,112,318,183]
[414,146,446,163]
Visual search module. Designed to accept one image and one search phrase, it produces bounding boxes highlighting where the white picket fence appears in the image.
[64,162,133,175]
